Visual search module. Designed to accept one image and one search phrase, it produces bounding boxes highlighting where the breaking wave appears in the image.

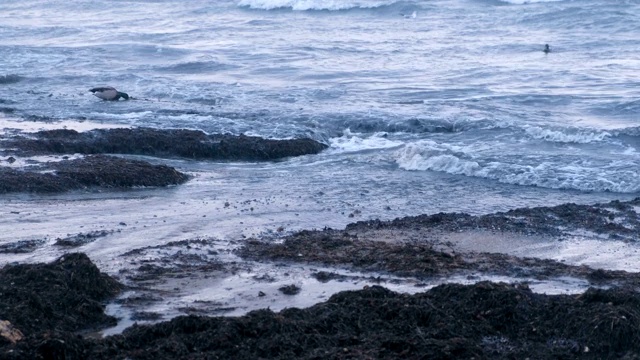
[524,126,611,144]
[395,141,640,193]
[329,129,404,154]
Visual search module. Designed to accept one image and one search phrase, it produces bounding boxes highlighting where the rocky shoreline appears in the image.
[2,250,640,359]
[0,127,327,194]
[2,126,640,358]
[0,155,189,194]
[1,198,640,359]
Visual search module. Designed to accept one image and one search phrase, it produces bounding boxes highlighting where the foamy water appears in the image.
[2,0,639,194]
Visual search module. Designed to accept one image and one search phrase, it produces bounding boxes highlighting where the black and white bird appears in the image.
[89,86,129,101]
[543,44,551,54]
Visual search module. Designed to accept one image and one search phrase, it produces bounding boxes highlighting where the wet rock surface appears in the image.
[0,127,326,195]
[278,284,301,295]
[0,239,45,254]
[0,253,121,337]
[4,127,328,161]
[3,199,640,358]
[239,198,640,288]
[54,230,115,248]
[240,232,465,277]
[5,271,640,359]
[119,238,234,284]
[90,284,640,359]
[239,228,640,288]
[0,154,189,194]
[346,198,640,241]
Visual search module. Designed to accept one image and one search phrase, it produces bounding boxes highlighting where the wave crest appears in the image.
[329,129,404,153]
[396,143,480,176]
[395,141,640,193]
[525,126,610,144]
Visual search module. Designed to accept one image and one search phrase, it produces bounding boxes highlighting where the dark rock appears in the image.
[278,284,301,295]
[312,271,349,283]
[51,155,189,189]
[0,155,189,194]
[4,253,640,358]
[253,274,276,282]
[0,253,122,336]
[346,198,640,239]
[131,312,163,321]
[120,239,226,284]
[0,239,45,254]
[54,230,113,247]
[238,214,640,287]
[10,283,640,359]
[239,234,465,278]
[5,127,328,161]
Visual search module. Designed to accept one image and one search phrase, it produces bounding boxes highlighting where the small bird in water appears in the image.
[543,44,551,54]
[89,86,129,101]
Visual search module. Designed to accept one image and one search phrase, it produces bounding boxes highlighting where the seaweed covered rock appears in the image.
[6,280,640,358]
[238,227,640,288]
[0,253,122,336]
[346,198,640,239]
[0,155,189,194]
[239,232,465,277]
[63,284,640,358]
[5,127,328,161]
[52,155,189,188]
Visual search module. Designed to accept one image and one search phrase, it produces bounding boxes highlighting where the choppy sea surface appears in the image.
[1,0,639,323]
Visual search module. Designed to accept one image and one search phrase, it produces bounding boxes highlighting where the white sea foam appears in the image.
[524,126,611,144]
[329,129,404,153]
[0,154,85,169]
[237,0,398,11]
[620,147,639,156]
[395,142,640,193]
[396,144,480,176]
[0,116,124,136]
[88,111,154,120]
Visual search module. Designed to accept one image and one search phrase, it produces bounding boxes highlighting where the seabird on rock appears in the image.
[543,44,551,54]
[89,86,129,101]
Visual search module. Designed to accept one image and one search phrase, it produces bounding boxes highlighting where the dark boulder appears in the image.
[6,127,328,161]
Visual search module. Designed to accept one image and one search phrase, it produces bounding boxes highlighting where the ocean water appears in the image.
[1,0,638,194]
[0,0,639,319]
